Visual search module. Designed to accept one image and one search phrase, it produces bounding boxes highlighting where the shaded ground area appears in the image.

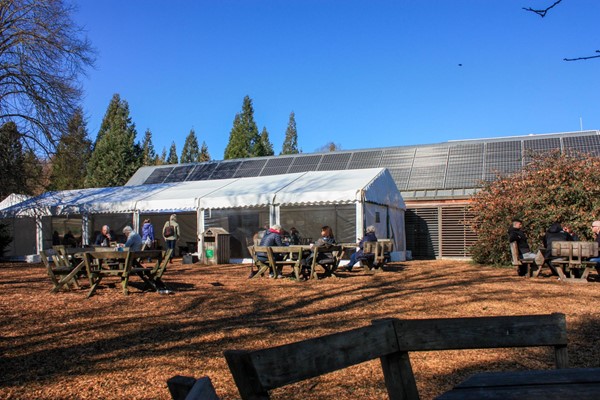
[0,259,598,399]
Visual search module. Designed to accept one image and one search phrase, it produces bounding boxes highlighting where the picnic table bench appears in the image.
[220,313,567,400]
[361,239,393,271]
[551,241,599,282]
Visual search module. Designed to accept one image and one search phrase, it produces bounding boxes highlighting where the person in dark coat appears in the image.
[543,222,571,276]
[508,219,537,276]
[344,225,378,271]
[562,224,579,241]
[257,224,286,277]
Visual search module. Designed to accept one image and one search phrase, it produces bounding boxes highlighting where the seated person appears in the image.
[588,221,600,274]
[121,226,143,251]
[289,227,301,245]
[95,225,114,246]
[543,222,571,276]
[302,226,337,276]
[62,230,76,247]
[562,224,579,241]
[257,224,286,278]
[344,225,377,272]
[508,218,538,276]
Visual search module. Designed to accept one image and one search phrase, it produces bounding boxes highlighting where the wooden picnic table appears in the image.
[551,241,599,282]
[82,249,170,298]
[436,368,600,399]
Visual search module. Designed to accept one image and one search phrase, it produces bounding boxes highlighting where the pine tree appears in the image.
[253,127,274,157]
[199,141,211,162]
[49,109,92,190]
[0,122,27,199]
[85,94,140,187]
[167,142,178,164]
[140,129,157,166]
[157,147,167,165]
[224,95,259,159]
[281,111,299,155]
[181,129,200,163]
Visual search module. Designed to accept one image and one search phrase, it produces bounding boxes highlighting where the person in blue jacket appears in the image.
[344,225,378,271]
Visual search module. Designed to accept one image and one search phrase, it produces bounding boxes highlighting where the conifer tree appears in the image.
[253,127,274,157]
[157,147,167,165]
[0,122,27,199]
[224,95,259,159]
[281,111,299,155]
[85,94,140,187]
[167,142,178,164]
[199,141,211,162]
[181,129,200,163]
[140,129,157,166]
[49,109,92,190]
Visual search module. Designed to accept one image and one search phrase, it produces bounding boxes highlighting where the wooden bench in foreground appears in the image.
[222,313,568,400]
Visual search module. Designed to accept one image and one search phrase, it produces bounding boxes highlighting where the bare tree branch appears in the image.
[522,0,563,18]
[564,50,600,61]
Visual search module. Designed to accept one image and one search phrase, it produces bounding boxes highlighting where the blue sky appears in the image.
[73,0,600,159]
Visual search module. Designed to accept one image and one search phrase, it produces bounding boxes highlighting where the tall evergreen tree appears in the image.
[199,141,211,162]
[157,147,167,165]
[49,109,92,190]
[85,94,140,187]
[181,129,200,163]
[167,142,178,164]
[140,129,157,166]
[0,122,27,199]
[224,95,259,159]
[253,127,274,157]
[281,111,299,155]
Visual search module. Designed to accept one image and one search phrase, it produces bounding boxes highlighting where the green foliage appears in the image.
[281,111,299,155]
[224,96,259,159]
[49,109,92,190]
[167,142,178,164]
[181,129,200,163]
[199,141,211,162]
[0,122,27,198]
[85,94,140,187]
[253,127,274,157]
[470,151,600,265]
[0,222,12,256]
[140,129,157,166]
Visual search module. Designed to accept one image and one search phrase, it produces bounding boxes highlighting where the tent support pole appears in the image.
[198,209,205,262]
[356,201,364,240]
[82,214,89,246]
[133,211,140,232]
[270,205,279,227]
[35,216,43,253]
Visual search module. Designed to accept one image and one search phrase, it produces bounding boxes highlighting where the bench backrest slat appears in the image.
[225,313,568,400]
[225,320,398,397]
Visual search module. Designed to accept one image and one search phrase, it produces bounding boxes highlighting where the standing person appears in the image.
[141,218,155,249]
[162,214,180,262]
[344,225,377,272]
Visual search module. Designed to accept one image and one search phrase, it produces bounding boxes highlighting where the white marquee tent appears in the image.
[1,168,406,261]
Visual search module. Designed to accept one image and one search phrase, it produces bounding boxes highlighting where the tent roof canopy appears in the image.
[0,168,404,217]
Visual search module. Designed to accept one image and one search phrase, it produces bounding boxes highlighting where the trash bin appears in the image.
[202,227,230,265]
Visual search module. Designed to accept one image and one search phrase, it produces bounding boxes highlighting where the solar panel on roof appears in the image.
[288,155,322,173]
[211,161,241,179]
[317,153,351,171]
[233,159,268,177]
[144,167,174,184]
[166,165,194,182]
[381,148,415,169]
[186,163,218,181]
[445,144,484,189]
[523,138,561,163]
[260,157,294,176]
[563,135,600,156]
[347,151,382,169]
